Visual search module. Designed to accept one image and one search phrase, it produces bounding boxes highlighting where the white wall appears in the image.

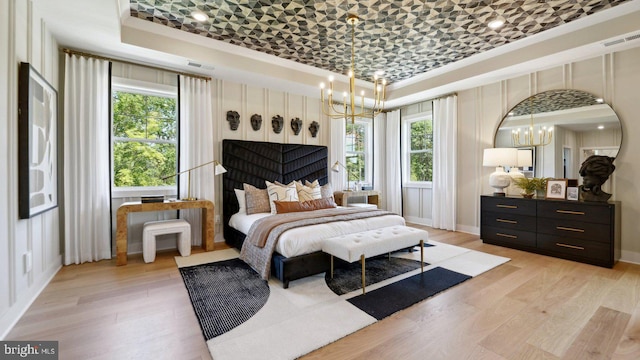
[1,0,61,339]
[456,47,640,263]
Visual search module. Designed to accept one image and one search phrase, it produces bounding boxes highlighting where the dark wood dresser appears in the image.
[480,195,621,268]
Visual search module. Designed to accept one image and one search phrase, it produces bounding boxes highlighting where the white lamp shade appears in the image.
[483,148,518,167]
[517,149,533,167]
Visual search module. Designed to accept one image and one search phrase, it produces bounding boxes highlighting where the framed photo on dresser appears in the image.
[546,179,568,200]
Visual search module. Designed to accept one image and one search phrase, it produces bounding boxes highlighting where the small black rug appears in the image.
[179,258,269,340]
[347,266,471,320]
[325,257,427,295]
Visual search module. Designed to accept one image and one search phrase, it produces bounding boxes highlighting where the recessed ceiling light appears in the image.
[598,125,605,130]
[488,18,505,30]
[191,11,209,22]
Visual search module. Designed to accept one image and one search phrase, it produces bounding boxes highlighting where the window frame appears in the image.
[402,111,433,188]
[110,77,179,198]
[345,117,373,189]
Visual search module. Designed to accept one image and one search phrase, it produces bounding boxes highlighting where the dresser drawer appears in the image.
[537,234,611,262]
[482,212,536,232]
[481,196,536,216]
[537,201,612,224]
[481,226,536,247]
[537,218,611,243]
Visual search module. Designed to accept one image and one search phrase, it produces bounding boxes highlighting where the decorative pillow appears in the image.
[320,183,334,200]
[243,183,270,215]
[266,181,299,214]
[274,198,337,214]
[304,179,320,187]
[295,180,322,202]
[234,188,246,214]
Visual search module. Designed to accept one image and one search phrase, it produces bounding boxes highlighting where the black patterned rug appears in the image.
[347,266,472,320]
[179,258,269,341]
[325,257,427,295]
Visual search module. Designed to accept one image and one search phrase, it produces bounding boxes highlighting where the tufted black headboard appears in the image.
[222,140,328,248]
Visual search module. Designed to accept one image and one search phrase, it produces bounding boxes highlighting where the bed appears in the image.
[222,139,405,287]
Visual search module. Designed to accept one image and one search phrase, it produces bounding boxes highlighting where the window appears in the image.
[403,112,433,183]
[345,118,373,189]
[111,78,178,193]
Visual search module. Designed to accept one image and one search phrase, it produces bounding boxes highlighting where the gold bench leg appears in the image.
[420,240,424,273]
[361,254,366,294]
[330,255,334,279]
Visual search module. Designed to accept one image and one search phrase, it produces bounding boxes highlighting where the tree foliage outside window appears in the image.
[346,121,367,187]
[112,91,177,187]
[409,119,433,181]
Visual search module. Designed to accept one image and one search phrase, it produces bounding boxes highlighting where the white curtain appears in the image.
[330,117,346,191]
[179,75,214,246]
[63,54,111,265]
[385,109,402,214]
[432,95,458,231]
[372,112,387,210]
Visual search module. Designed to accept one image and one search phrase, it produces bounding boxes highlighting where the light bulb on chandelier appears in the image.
[319,15,386,124]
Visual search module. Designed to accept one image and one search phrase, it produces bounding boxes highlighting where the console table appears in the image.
[116,199,214,265]
[333,190,380,208]
[480,195,620,268]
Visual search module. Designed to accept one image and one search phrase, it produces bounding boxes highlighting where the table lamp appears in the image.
[506,149,533,195]
[483,148,518,196]
[331,160,359,191]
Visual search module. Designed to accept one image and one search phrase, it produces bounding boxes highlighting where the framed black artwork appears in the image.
[18,62,58,219]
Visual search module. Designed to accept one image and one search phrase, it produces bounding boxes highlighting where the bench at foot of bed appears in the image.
[322,225,429,294]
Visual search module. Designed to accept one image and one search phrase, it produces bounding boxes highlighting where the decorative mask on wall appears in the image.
[309,121,319,138]
[291,117,302,135]
[226,110,240,131]
[578,155,616,202]
[272,115,284,134]
[250,114,262,131]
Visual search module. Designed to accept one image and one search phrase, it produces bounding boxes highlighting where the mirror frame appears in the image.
[493,89,623,179]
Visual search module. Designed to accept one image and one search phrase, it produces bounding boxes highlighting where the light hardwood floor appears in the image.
[7,226,640,359]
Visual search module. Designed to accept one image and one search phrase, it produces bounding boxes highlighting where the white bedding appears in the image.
[228,210,406,258]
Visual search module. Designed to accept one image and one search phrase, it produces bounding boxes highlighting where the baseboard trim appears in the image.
[0,256,62,340]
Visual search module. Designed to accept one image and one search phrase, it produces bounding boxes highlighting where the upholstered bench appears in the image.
[142,219,191,263]
[321,225,429,294]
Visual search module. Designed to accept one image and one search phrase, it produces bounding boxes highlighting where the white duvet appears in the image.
[229,210,405,258]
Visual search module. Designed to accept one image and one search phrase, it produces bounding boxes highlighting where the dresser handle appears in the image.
[556,243,585,250]
[556,226,585,233]
[556,210,585,215]
[496,205,517,209]
[496,233,517,239]
[496,218,517,224]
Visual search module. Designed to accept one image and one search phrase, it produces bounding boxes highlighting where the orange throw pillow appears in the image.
[274,198,337,214]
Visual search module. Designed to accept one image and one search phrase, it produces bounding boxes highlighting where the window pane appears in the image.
[112,91,176,140]
[346,123,365,152]
[410,120,433,151]
[113,141,177,187]
[346,154,365,182]
[410,152,433,181]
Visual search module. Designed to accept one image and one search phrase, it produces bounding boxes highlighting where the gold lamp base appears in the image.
[181,197,197,201]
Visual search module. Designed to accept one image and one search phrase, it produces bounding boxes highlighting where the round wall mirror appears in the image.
[494,89,622,181]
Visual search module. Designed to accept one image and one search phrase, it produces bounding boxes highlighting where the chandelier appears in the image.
[319,15,386,124]
[511,98,553,147]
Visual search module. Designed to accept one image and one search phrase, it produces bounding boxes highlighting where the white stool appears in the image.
[142,219,191,263]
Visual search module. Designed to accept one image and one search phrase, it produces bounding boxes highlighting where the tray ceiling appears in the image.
[129,0,631,84]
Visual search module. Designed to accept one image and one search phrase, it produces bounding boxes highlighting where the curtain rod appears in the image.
[62,48,212,81]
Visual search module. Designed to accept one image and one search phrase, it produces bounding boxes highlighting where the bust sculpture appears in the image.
[226,110,240,131]
[578,155,616,202]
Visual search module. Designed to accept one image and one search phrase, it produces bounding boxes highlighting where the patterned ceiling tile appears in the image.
[129,0,632,84]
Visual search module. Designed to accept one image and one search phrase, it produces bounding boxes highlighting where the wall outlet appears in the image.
[24,252,32,273]
[215,215,221,224]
